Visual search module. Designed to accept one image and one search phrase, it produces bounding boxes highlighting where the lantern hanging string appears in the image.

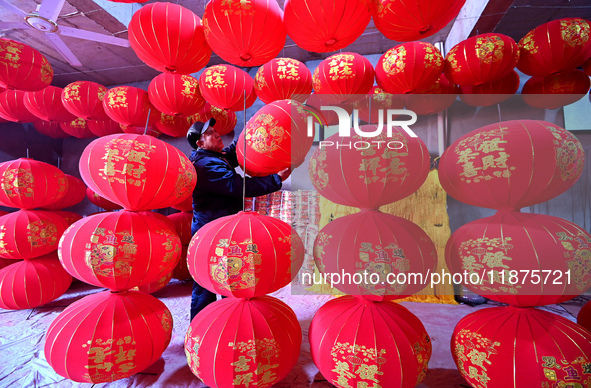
[497,103,502,123]
[242,90,247,212]
[145,108,152,135]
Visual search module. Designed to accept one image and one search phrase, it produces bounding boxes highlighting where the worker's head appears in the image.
[187,118,223,152]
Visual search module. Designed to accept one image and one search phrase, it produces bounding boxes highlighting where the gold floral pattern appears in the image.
[547,125,585,182]
[245,113,285,153]
[475,36,505,64]
[560,19,590,47]
[454,329,500,388]
[2,168,34,198]
[382,46,406,75]
[85,228,137,278]
[210,238,262,291]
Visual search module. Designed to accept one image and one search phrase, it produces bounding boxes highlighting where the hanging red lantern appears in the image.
[79,134,197,211]
[132,271,173,294]
[58,210,181,290]
[24,86,77,123]
[61,81,110,120]
[312,52,375,103]
[284,0,370,53]
[314,210,437,298]
[578,300,591,332]
[236,99,314,176]
[310,296,431,388]
[52,210,83,226]
[0,252,72,310]
[43,175,87,210]
[154,112,194,138]
[32,120,69,138]
[517,18,591,77]
[438,120,585,210]
[128,3,211,74]
[404,73,458,115]
[187,211,304,298]
[459,70,520,107]
[304,92,346,125]
[0,38,53,91]
[171,195,193,212]
[185,296,301,387]
[0,90,38,123]
[45,290,173,383]
[202,0,286,67]
[120,124,161,138]
[0,158,67,209]
[199,65,257,111]
[0,210,68,260]
[376,42,444,94]
[254,58,313,104]
[172,245,191,280]
[371,0,465,42]
[452,306,591,388]
[60,117,96,139]
[167,211,192,245]
[584,56,591,76]
[86,187,122,211]
[192,103,237,136]
[0,257,12,271]
[86,118,123,137]
[354,86,405,124]
[148,73,205,117]
[522,69,591,110]
[309,128,430,209]
[102,86,154,129]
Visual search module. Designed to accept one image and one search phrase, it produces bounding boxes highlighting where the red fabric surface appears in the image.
[154,113,194,138]
[199,65,257,112]
[43,175,86,210]
[192,102,237,136]
[24,86,76,123]
[459,70,519,107]
[86,187,122,210]
[354,86,405,124]
[148,73,205,117]
[0,90,39,123]
[61,81,110,120]
[102,86,154,128]
[0,38,52,91]
[32,119,70,138]
[254,58,313,104]
[522,69,591,110]
[60,118,95,139]
[167,211,192,245]
[312,52,374,103]
[405,73,458,115]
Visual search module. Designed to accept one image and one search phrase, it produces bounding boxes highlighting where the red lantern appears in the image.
[312,52,375,103]
[0,90,38,123]
[452,306,591,387]
[32,120,70,138]
[236,99,314,176]
[304,92,346,125]
[171,195,193,212]
[58,210,181,290]
[24,86,76,123]
[0,38,53,91]
[254,58,313,104]
[459,70,520,107]
[354,86,405,124]
[0,158,67,209]
[167,211,192,245]
[203,0,286,67]
[102,86,154,128]
[444,34,519,86]
[314,209,437,298]
[43,175,87,210]
[192,103,237,136]
[148,73,205,117]
[61,81,110,120]
[60,118,96,139]
[154,112,194,138]
[371,0,465,42]
[404,73,457,115]
[309,296,431,388]
[120,124,161,138]
[199,65,257,111]
[438,120,585,210]
[284,0,370,53]
[128,3,211,74]
[584,56,591,77]
[132,271,173,294]
[87,118,123,137]
[0,252,72,310]
[522,69,591,110]
[376,42,444,94]
[517,18,591,77]
[52,210,83,226]
[0,210,68,260]
[185,296,301,387]
[79,134,197,211]
[578,300,591,332]
[0,257,12,270]
[309,128,430,209]
[172,245,191,280]
[187,211,304,297]
[86,187,122,211]
[45,290,173,383]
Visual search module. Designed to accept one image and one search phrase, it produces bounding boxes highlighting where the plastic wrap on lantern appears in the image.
[167,211,192,245]
[202,0,286,67]
[459,70,520,107]
[452,306,591,388]
[60,118,96,139]
[376,42,444,94]
[43,175,87,210]
[309,296,431,388]
[517,18,591,77]
[0,38,53,91]
[199,65,257,111]
[309,128,430,209]
[371,0,465,42]
[236,99,314,176]
[185,296,301,388]
[79,134,197,211]
[24,86,76,123]
[404,73,458,115]
[284,0,370,53]
[312,53,375,104]
[522,69,591,110]
[148,73,205,117]
[314,210,437,299]
[354,86,405,124]
[61,81,110,120]
[32,120,70,138]
[192,103,237,136]
[86,187,122,211]
[0,90,39,123]
[102,86,154,129]
[58,210,181,291]
[187,211,304,298]
[438,120,585,210]
[45,290,173,383]
[155,113,194,138]
[128,3,211,74]
[86,118,123,137]
[254,58,313,104]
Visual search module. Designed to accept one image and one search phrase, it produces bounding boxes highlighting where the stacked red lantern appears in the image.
[43,175,87,210]
[522,69,591,110]
[60,118,95,139]
[86,187,122,211]
[404,73,458,115]
[167,210,192,281]
[86,118,123,137]
[199,65,257,111]
[254,58,313,104]
[61,81,110,120]
[312,52,375,103]
[32,120,69,138]
[148,73,205,117]
[24,86,76,123]
[102,86,154,129]
[192,102,237,136]
[354,86,405,124]
[0,38,53,91]
[0,90,38,123]
[155,112,194,137]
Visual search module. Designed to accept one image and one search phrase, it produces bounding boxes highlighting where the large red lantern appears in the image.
[24,86,76,123]
[187,211,304,298]
[120,123,161,138]
[376,42,444,94]
[444,33,519,86]
[438,120,585,210]
[309,128,430,209]
[0,38,53,91]
[354,86,405,124]
[284,0,370,53]
[154,112,194,138]
[133,271,173,294]
[171,194,193,212]
[578,301,591,332]
[45,290,173,383]
[371,0,465,42]
[446,211,591,306]
[309,296,431,388]
[203,0,286,67]
[314,210,437,298]
[185,296,301,388]
[517,18,591,77]
[459,70,520,107]
[193,103,237,136]
[0,90,38,123]
[79,134,197,211]
[148,73,205,117]
[86,187,122,211]
[199,65,257,111]
[236,99,314,176]
[53,210,83,226]
[452,306,591,388]
[522,69,591,110]
[254,58,313,104]
[61,81,110,120]
[312,52,375,103]
[167,211,192,245]
[60,118,96,139]
[87,118,123,137]
[43,175,87,210]
[0,158,67,209]
[32,120,69,138]
[128,3,211,74]
[102,86,154,129]
[58,211,181,290]
[404,73,457,115]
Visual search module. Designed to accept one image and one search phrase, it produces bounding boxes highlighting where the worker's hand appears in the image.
[277,167,292,182]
